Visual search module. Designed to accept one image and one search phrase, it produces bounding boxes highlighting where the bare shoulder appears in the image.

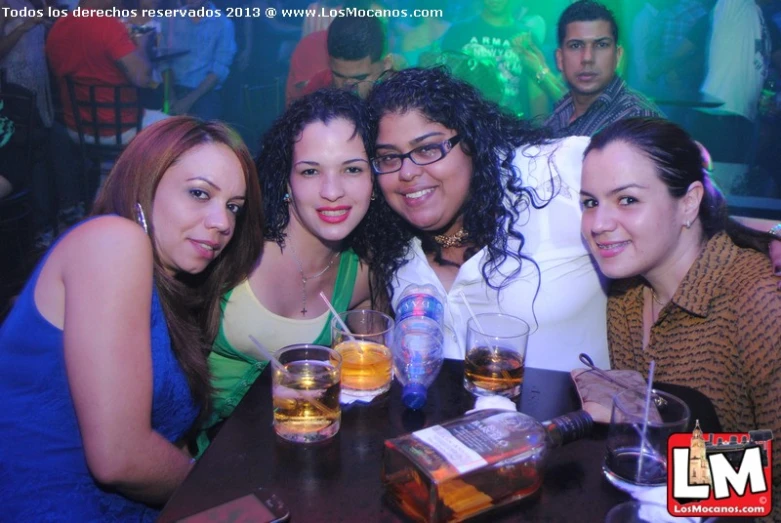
[58,216,153,278]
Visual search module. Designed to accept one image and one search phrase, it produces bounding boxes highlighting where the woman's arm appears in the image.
[0,0,44,61]
[60,217,193,505]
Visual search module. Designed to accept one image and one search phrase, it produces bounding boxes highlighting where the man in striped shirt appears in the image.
[545,0,661,137]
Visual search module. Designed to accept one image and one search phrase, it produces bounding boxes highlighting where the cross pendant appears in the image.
[301,307,307,315]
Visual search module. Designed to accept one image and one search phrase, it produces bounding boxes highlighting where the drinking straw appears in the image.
[319,291,356,342]
[636,360,656,480]
[458,290,487,333]
[248,335,338,418]
[458,290,510,382]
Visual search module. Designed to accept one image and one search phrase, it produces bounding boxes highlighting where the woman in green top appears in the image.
[198,90,381,452]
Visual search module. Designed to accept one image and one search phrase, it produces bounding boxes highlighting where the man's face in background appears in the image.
[329,55,388,98]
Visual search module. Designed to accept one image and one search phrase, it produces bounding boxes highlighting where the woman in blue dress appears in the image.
[0,116,263,521]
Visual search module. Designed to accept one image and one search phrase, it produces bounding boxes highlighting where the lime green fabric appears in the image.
[195,249,359,455]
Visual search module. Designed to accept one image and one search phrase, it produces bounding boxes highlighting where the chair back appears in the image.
[0,75,38,286]
[0,78,37,190]
[64,75,143,156]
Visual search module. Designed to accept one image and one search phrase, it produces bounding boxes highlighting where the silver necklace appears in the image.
[288,242,339,315]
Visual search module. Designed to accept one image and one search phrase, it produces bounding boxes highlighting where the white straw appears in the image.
[636,360,656,480]
[248,335,287,372]
[459,290,501,354]
[318,291,356,341]
[458,290,486,333]
[248,335,337,417]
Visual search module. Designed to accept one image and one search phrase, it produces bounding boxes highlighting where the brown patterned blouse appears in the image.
[607,231,781,517]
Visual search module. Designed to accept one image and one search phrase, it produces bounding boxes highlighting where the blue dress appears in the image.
[0,221,199,522]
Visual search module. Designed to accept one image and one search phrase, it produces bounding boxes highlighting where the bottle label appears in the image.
[396,293,444,324]
[413,425,487,475]
[402,410,544,482]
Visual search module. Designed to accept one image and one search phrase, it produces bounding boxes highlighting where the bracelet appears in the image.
[769,223,781,238]
[535,67,549,85]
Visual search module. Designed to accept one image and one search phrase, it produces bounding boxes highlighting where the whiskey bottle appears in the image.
[382,409,593,522]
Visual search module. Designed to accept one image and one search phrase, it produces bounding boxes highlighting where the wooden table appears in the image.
[159,361,635,522]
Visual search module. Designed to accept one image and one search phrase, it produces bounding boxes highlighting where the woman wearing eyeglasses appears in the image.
[365,67,608,371]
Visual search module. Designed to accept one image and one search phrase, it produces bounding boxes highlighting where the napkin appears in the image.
[465,395,517,414]
[619,484,703,522]
[340,390,382,405]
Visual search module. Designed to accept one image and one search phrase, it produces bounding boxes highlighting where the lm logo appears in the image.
[667,426,773,517]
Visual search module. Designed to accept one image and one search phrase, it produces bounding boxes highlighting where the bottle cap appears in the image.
[402,383,428,410]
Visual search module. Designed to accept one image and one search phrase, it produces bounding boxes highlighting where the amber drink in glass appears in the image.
[272,344,341,443]
[464,313,530,398]
[332,310,393,397]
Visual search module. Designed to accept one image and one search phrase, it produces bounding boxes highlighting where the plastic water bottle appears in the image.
[393,284,445,409]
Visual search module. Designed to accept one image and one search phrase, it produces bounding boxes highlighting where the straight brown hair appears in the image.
[92,116,264,422]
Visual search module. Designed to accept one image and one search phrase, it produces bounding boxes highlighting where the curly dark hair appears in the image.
[364,66,554,303]
[256,88,378,263]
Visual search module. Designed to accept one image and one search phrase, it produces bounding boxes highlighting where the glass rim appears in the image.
[612,388,691,427]
[331,309,395,336]
[466,312,531,338]
[275,343,342,366]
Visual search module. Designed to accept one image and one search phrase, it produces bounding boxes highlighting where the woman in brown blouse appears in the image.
[578,117,780,516]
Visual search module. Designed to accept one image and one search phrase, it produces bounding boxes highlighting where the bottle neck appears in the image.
[542,410,594,448]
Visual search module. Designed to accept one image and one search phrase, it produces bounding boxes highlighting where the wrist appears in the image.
[768,223,781,239]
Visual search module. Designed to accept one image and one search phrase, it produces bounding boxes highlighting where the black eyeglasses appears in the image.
[371,135,462,175]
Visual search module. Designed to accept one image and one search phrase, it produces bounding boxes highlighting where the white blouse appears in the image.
[390,136,609,371]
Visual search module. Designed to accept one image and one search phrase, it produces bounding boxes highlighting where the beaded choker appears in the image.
[432,228,469,249]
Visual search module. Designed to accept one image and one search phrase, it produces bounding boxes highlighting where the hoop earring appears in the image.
[283,193,292,204]
[370,192,377,201]
[135,202,149,234]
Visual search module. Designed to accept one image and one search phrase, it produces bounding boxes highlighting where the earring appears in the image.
[283,193,291,204]
[685,220,692,229]
[135,202,149,234]
[370,192,376,201]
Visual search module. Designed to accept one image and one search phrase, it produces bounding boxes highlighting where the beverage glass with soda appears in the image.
[272,344,342,443]
[464,313,529,398]
[331,310,394,397]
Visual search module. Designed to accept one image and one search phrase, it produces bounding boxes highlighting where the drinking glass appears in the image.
[331,310,394,397]
[272,344,342,443]
[464,313,530,398]
[603,389,690,488]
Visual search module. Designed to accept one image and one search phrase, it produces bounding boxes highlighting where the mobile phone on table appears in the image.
[176,488,290,523]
